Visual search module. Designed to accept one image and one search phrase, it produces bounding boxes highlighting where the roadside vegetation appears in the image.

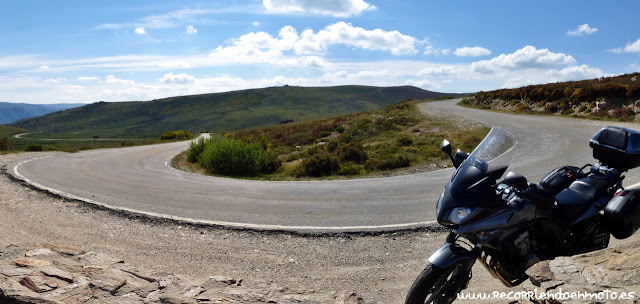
[179,99,489,180]
[0,125,186,153]
[461,73,640,121]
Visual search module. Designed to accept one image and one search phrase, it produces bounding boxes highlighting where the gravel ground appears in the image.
[1,152,458,303]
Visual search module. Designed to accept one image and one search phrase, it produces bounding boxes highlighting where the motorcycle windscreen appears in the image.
[444,126,517,209]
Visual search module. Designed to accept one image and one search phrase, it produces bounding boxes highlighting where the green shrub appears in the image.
[161,130,192,140]
[325,141,339,153]
[196,137,278,176]
[186,137,207,163]
[297,152,339,177]
[335,125,346,133]
[459,97,475,106]
[395,134,413,146]
[377,155,411,170]
[262,151,282,174]
[0,137,12,151]
[336,143,368,164]
[24,144,43,152]
[339,162,363,175]
[578,105,588,113]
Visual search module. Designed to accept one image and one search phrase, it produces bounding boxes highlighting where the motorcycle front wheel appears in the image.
[405,262,470,304]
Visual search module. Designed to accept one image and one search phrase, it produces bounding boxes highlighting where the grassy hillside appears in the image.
[0,102,83,124]
[11,85,460,139]
[176,99,489,180]
[0,125,27,138]
[464,73,640,121]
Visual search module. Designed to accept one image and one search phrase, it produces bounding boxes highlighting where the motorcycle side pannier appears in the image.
[603,189,640,239]
[589,126,640,170]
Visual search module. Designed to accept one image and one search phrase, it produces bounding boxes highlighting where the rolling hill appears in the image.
[0,102,84,124]
[11,85,462,138]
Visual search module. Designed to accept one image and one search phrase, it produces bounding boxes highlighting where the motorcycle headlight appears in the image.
[448,207,473,224]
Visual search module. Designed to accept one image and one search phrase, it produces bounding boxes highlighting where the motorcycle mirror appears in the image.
[440,139,452,156]
[503,171,528,190]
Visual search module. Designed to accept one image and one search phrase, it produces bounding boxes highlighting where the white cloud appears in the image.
[424,45,451,56]
[567,24,598,36]
[186,25,197,34]
[134,27,146,35]
[293,22,418,55]
[253,21,261,27]
[44,78,66,84]
[207,22,417,69]
[159,72,196,84]
[471,45,576,73]
[233,26,299,52]
[610,38,640,54]
[77,76,101,81]
[454,46,491,57]
[97,8,217,31]
[39,65,50,70]
[105,75,136,86]
[263,0,376,17]
[417,66,464,76]
[405,78,450,90]
[545,64,604,81]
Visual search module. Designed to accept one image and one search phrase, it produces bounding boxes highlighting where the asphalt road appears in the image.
[9,99,640,232]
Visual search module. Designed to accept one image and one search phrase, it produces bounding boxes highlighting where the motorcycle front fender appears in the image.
[428,241,478,270]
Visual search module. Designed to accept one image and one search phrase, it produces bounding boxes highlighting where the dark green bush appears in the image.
[335,125,346,133]
[377,155,411,170]
[186,137,207,163]
[336,143,368,164]
[339,162,362,175]
[0,137,12,151]
[161,130,192,140]
[297,152,339,177]
[395,134,413,146]
[325,141,339,153]
[24,144,43,152]
[192,136,280,176]
[262,151,282,174]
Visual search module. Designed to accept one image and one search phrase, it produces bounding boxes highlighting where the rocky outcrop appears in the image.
[0,244,361,304]
[525,240,640,304]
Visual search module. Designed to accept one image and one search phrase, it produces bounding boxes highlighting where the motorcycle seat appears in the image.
[554,176,610,221]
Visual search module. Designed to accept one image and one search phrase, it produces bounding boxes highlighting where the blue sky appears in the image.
[2,0,640,104]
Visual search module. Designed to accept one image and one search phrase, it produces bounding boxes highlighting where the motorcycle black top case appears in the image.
[589,126,640,170]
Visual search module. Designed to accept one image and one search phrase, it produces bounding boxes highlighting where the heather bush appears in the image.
[24,144,43,151]
[296,152,339,177]
[613,107,635,121]
[377,155,411,170]
[339,162,363,176]
[395,134,413,146]
[336,143,368,164]
[0,137,12,151]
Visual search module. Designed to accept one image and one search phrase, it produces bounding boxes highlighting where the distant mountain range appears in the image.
[11,85,462,138]
[0,102,84,124]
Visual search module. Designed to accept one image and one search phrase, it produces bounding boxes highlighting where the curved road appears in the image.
[8,99,640,232]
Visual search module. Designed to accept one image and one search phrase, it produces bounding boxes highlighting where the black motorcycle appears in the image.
[406,126,640,304]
